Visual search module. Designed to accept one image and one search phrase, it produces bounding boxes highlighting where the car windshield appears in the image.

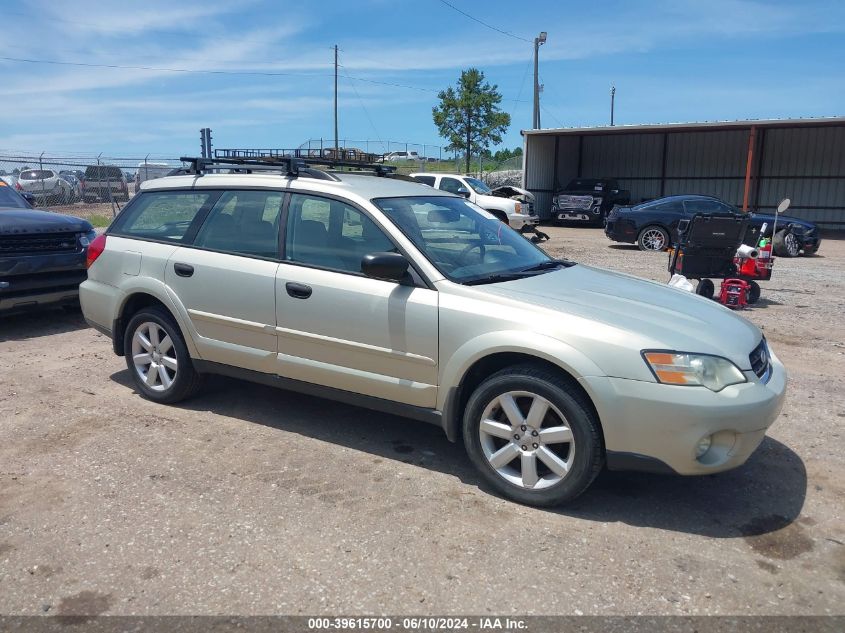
[566,179,608,191]
[464,177,492,194]
[0,184,30,208]
[372,196,568,284]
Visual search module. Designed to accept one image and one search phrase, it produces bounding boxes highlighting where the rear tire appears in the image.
[462,364,603,507]
[638,225,669,252]
[123,307,203,404]
[695,278,715,299]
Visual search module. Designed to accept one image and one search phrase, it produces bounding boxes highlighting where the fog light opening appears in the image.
[695,434,713,461]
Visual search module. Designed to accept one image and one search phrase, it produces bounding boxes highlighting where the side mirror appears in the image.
[456,187,471,198]
[777,198,791,214]
[361,252,410,283]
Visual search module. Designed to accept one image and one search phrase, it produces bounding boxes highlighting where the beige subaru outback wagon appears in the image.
[80,158,786,506]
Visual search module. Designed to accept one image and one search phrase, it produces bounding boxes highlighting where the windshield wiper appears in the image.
[520,258,575,272]
[463,271,536,286]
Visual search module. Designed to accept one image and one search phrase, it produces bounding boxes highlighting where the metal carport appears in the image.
[522,117,845,229]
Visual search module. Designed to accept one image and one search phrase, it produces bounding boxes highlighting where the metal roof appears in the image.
[522,116,845,136]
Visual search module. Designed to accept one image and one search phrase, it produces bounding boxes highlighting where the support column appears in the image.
[742,126,757,212]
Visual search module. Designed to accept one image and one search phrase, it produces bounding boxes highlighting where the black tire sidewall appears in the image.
[747,280,761,304]
[462,370,602,507]
[123,307,196,404]
[696,278,715,299]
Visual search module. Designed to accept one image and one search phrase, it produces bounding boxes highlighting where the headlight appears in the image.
[81,229,97,247]
[513,202,522,214]
[643,351,746,392]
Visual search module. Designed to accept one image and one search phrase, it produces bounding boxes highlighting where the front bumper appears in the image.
[0,251,87,312]
[554,207,601,223]
[580,350,787,475]
[604,217,638,244]
[509,214,539,230]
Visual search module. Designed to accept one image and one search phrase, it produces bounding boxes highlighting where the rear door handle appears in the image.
[285,282,312,299]
[173,262,194,277]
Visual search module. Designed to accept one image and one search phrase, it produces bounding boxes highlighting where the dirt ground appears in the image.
[0,226,843,616]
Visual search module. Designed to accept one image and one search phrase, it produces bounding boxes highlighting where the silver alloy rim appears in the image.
[785,232,800,256]
[642,228,666,250]
[131,321,177,392]
[478,391,575,490]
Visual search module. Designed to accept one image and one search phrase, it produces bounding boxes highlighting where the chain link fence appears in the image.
[0,152,183,226]
[0,146,525,227]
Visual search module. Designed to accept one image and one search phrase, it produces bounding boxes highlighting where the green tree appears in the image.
[433,68,511,173]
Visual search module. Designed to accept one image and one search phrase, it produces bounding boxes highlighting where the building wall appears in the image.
[526,124,845,229]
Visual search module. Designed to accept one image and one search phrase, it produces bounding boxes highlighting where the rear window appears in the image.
[19,170,53,180]
[84,165,124,180]
[112,191,216,243]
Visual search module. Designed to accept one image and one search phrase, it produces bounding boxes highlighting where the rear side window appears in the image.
[413,175,436,187]
[193,190,283,258]
[113,191,215,243]
[19,170,53,180]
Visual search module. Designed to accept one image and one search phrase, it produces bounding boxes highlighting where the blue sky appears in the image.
[0,0,843,158]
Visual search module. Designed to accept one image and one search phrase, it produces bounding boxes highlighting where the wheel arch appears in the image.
[113,287,196,358]
[440,336,605,445]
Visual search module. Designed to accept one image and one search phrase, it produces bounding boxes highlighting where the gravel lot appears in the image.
[0,226,843,616]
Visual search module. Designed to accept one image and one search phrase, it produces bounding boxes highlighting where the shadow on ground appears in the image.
[0,306,88,342]
[111,369,806,540]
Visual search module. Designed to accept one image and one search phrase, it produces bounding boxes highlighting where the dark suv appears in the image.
[0,182,95,312]
[82,165,129,202]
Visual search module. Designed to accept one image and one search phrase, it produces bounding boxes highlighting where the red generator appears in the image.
[720,278,750,309]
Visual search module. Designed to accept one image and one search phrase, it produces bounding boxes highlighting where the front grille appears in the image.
[0,233,79,255]
[749,339,771,381]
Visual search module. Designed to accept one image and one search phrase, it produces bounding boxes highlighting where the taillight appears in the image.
[15,182,22,190]
[86,234,107,268]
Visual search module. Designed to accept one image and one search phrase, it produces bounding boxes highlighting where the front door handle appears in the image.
[285,282,312,299]
[174,262,194,277]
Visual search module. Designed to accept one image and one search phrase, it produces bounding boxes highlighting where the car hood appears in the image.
[479,264,760,371]
[0,208,92,234]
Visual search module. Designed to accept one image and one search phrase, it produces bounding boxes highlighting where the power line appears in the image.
[0,56,331,78]
[337,61,385,150]
[437,1,531,42]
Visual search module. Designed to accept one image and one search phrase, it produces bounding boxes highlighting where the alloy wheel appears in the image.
[785,232,800,256]
[641,228,666,251]
[131,321,178,392]
[478,391,575,490]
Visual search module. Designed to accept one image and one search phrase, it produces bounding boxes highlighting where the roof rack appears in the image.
[213,148,398,177]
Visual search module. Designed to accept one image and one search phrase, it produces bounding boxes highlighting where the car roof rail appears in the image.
[213,148,400,177]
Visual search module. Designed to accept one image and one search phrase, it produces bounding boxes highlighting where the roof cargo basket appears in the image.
[213,148,397,176]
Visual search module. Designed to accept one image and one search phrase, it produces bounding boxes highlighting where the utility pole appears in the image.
[334,45,339,156]
[610,85,616,126]
[532,32,547,129]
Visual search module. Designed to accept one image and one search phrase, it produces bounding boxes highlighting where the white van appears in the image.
[134,162,172,189]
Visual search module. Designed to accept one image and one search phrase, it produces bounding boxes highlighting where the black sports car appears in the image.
[604,195,821,257]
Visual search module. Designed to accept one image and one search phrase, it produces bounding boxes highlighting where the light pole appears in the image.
[610,85,616,126]
[533,31,547,129]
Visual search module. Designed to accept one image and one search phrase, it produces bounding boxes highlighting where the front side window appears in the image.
[372,196,553,283]
[194,190,283,258]
[439,177,464,195]
[683,199,730,215]
[285,193,394,273]
[113,191,215,242]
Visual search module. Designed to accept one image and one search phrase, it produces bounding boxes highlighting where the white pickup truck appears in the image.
[410,173,539,232]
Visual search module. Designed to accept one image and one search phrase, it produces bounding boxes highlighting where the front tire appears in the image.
[462,365,604,507]
[773,229,800,257]
[638,225,669,252]
[695,278,715,299]
[123,307,202,404]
